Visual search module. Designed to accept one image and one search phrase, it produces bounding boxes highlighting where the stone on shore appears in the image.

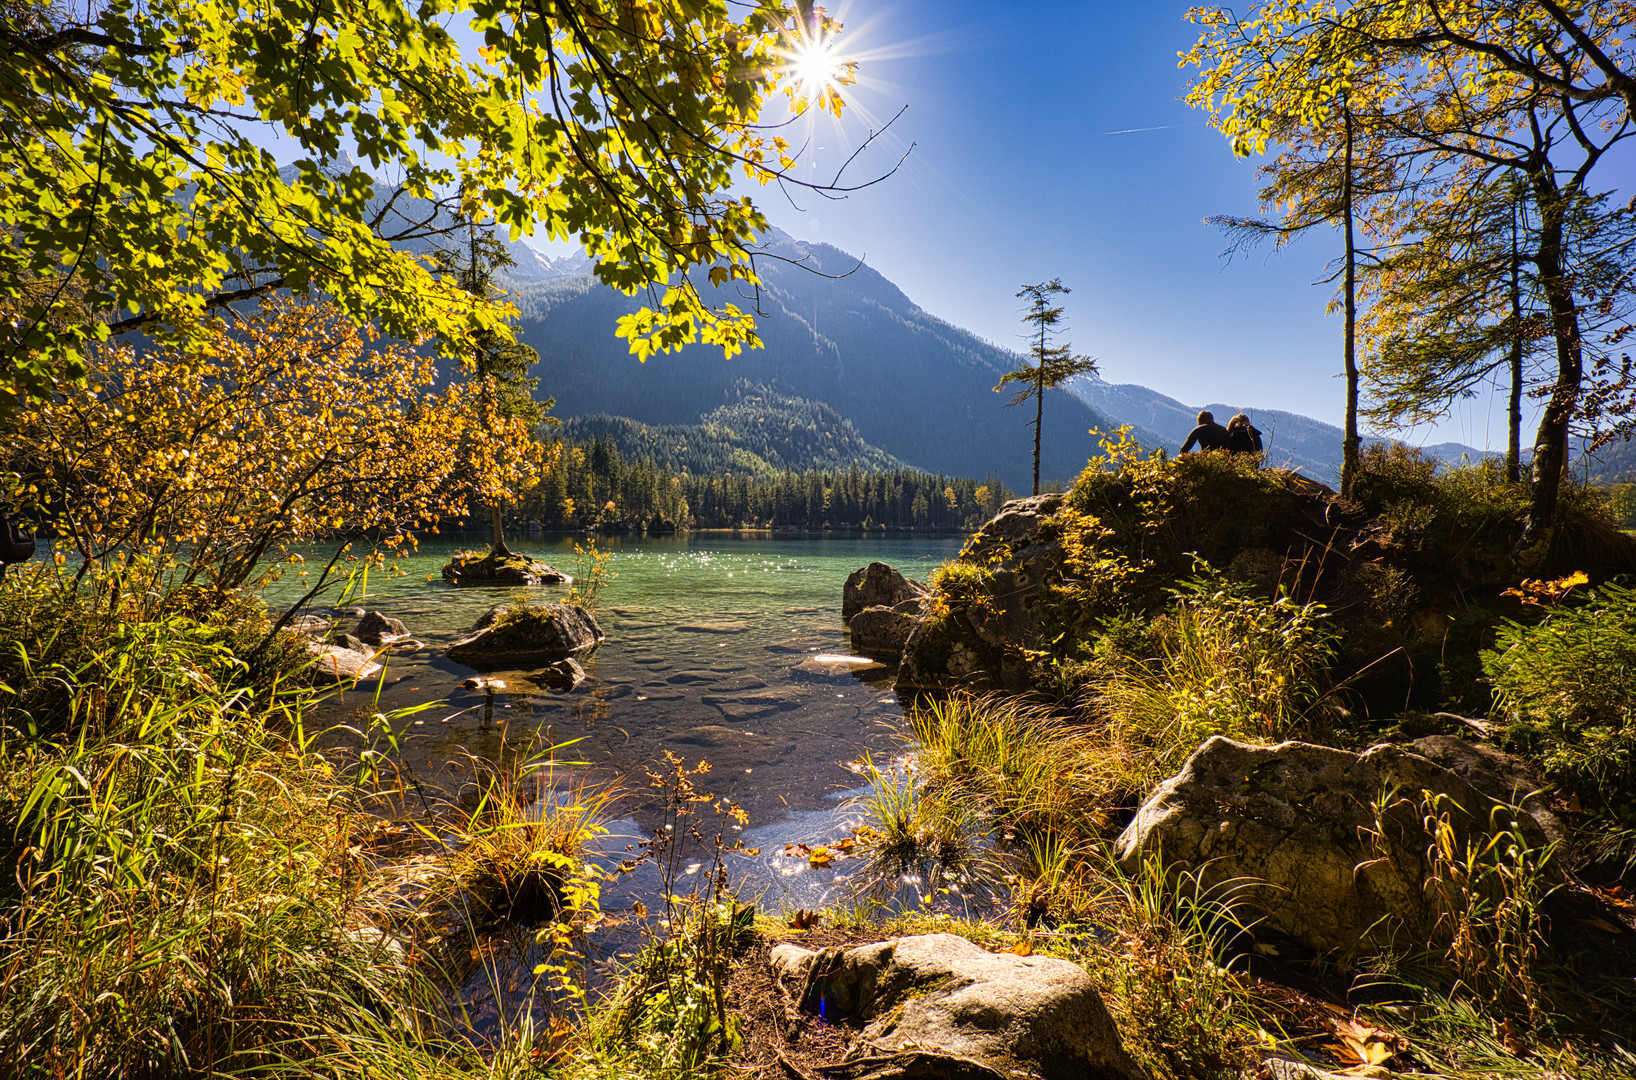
[771,933,1145,1080]
[1115,736,1556,956]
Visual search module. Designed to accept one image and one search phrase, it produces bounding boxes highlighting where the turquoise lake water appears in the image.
[270,532,966,913]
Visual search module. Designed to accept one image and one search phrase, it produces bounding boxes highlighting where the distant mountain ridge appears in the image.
[1066,376,1494,484]
[556,391,909,476]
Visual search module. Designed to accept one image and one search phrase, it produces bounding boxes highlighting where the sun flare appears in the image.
[778,29,852,108]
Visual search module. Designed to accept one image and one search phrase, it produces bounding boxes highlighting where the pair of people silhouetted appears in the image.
[1179,410,1262,456]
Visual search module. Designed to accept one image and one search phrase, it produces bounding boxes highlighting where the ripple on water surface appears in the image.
[269,533,962,857]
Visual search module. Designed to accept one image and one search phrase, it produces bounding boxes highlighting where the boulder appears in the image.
[446,602,604,670]
[285,614,332,636]
[355,610,409,645]
[896,495,1065,693]
[848,605,917,658]
[771,934,1144,1080]
[305,641,382,685]
[441,549,570,586]
[537,657,588,691]
[843,562,928,622]
[1115,736,1555,956]
[1409,734,1565,844]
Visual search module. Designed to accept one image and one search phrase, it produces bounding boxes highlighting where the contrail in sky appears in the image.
[1102,125,1176,135]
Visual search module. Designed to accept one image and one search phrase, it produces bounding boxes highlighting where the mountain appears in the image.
[503,232,1163,489]
[556,391,909,475]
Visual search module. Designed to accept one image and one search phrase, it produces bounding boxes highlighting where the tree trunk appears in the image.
[491,501,512,557]
[1520,168,1583,560]
[1339,103,1361,501]
[1506,235,1525,484]
[1032,374,1043,497]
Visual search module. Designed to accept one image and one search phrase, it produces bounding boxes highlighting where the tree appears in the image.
[442,225,553,556]
[9,298,546,613]
[0,0,866,411]
[1184,1,1635,546]
[995,279,1098,497]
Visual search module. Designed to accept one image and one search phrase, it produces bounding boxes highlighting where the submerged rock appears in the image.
[1115,736,1556,956]
[285,614,332,636]
[441,549,569,586]
[536,657,588,691]
[771,933,1145,1080]
[446,602,604,670]
[305,641,382,685]
[842,562,928,622]
[355,610,409,645]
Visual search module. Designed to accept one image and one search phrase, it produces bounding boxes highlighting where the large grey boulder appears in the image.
[843,562,928,622]
[446,602,603,670]
[1115,736,1554,956]
[897,494,1065,692]
[771,933,1144,1080]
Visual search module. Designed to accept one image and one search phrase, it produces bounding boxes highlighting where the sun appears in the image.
[777,29,852,108]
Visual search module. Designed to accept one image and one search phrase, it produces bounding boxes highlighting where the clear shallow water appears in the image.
[269,532,964,904]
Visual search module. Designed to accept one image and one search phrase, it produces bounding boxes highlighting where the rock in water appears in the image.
[305,641,382,685]
[355,610,409,645]
[896,494,1066,692]
[537,657,588,690]
[848,604,918,658]
[441,549,570,586]
[771,934,1145,1080]
[1115,736,1556,956]
[446,602,604,670]
[842,562,928,622]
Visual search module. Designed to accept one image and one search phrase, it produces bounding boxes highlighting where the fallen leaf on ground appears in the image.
[1329,1017,1407,1068]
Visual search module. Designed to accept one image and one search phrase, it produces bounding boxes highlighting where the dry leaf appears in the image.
[1330,1017,1407,1068]
[999,940,1034,956]
[789,909,821,930]
[807,846,834,867]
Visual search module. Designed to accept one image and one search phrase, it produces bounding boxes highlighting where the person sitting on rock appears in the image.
[1226,412,1263,456]
[1179,410,1230,454]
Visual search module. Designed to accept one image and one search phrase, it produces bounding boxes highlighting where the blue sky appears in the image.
[750,0,1542,450]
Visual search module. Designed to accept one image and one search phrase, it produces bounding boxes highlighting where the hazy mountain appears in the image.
[505,231,1162,489]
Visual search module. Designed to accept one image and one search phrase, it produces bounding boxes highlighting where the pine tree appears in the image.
[995,279,1098,497]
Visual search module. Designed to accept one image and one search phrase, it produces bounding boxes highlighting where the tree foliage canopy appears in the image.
[12,298,547,595]
[1,0,855,408]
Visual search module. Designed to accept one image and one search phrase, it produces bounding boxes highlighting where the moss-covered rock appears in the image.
[446,602,603,670]
[897,448,1636,717]
[441,549,569,587]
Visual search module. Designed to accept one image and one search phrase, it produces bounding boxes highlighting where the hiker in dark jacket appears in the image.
[1226,412,1263,455]
[1179,410,1230,454]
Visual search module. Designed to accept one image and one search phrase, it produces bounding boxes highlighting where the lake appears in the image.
[270,531,965,912]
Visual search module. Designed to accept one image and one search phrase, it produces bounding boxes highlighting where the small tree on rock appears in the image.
[996,279,1098,496]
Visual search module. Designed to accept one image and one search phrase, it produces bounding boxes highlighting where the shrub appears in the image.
[1094,571,1337,780]
[1483,579,1636,821]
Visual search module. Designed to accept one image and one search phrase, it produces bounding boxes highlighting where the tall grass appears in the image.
[0,586,444,1075]
[1094,574,1336,783]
